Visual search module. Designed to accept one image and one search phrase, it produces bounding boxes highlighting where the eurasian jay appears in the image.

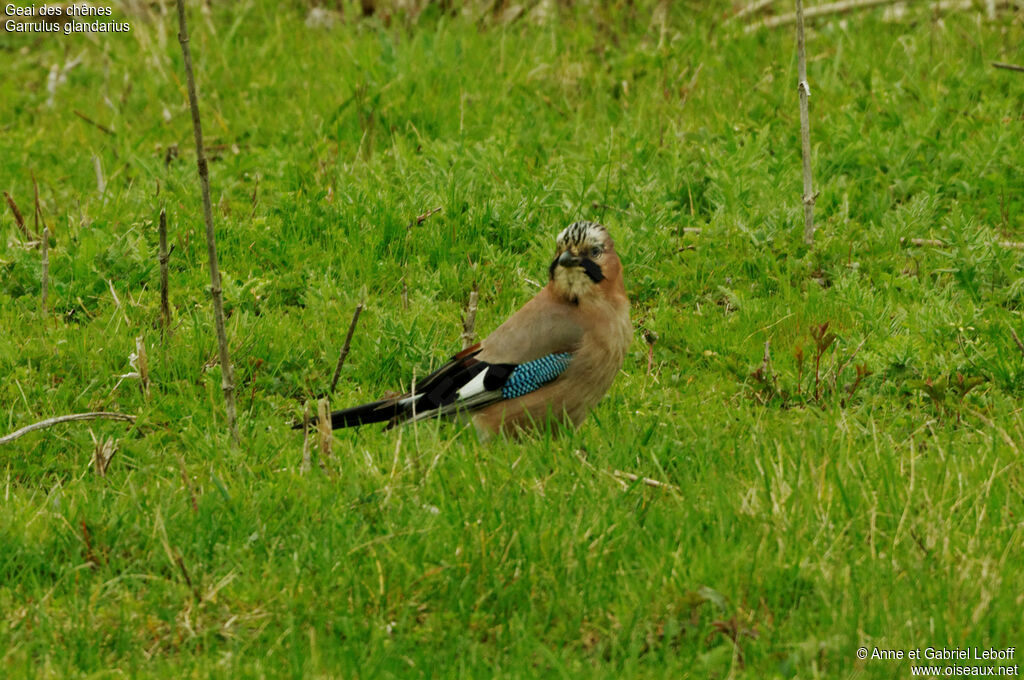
[318,221,631,438]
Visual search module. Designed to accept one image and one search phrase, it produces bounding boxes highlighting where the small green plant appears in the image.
[746,322,872,409]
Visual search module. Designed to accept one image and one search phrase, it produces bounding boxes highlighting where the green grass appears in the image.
[1,1,1023,677]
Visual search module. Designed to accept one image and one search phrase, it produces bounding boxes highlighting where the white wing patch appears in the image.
[456,369,491,400]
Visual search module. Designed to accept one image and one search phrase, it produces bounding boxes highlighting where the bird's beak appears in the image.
[558,251,582,268]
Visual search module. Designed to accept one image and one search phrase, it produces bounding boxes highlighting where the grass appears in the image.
[1,0,1023,677]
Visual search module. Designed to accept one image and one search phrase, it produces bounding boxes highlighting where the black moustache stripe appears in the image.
[581,258,605,283]
[547,256,605,283]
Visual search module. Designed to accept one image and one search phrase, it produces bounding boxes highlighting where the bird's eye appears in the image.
[590,246,602,257]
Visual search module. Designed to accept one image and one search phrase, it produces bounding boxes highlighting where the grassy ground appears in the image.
[1,0,1023,677]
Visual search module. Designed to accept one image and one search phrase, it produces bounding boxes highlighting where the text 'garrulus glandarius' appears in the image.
[319,221,631,439]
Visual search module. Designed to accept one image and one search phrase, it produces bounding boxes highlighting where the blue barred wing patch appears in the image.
[500,353,573,399]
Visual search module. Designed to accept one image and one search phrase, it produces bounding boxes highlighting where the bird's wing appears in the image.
[475,285,584,364]
[326,344,576,429]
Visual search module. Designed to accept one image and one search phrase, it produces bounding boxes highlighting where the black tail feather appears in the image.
[329,398,404,429]
[290,397,405,430]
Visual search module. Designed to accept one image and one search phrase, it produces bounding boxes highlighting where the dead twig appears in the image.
[407,206,442,231]
[174,552,202,603]
[158,208,171,333]
[74,109,114,135]
[993,62,1024,73]
[1010,327,1024,358]
[0,412,137,446]
[176,0,240,445]
[330,303,364,393]
[796,0,816,247]
[461,287,479,350]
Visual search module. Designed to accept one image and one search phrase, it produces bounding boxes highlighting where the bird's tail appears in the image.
[329,398,404,429]
[290,397,406,430]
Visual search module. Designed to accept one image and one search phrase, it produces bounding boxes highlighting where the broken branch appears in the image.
[1,412,137,446]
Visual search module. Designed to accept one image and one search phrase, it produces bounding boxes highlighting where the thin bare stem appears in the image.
[176,0,239,444]
[461,287,479,350]
[993,62,1024,73]
[317,398,333,465]
[74,109,114,135]
[795,0,816,246]
[1,412,136,446]
[159,208,171,332]
[301,401,312,474]
[41,226,49,313]
[136,335,151,398]
[330,303,364,393]
[1010,328,1024,358]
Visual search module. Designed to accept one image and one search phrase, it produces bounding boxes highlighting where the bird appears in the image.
[309,220,631,439]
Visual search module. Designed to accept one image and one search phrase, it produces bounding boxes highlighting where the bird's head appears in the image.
[548,221,622,303]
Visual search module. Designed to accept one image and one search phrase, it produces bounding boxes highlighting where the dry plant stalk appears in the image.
[301,401,312,474]
[317,398,333,464]
[136,335,150,398]
[993,62,1024,73]
[1010,328,1024,357]
[159,208,171,332]
[176,0,239,444]
[795,0,816,246]
[330,303,364,393]
[461,287,479,350]
[91,433,117,477]
[41,226,49,313]
[3,192,36,241]
[0,412,136,446]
